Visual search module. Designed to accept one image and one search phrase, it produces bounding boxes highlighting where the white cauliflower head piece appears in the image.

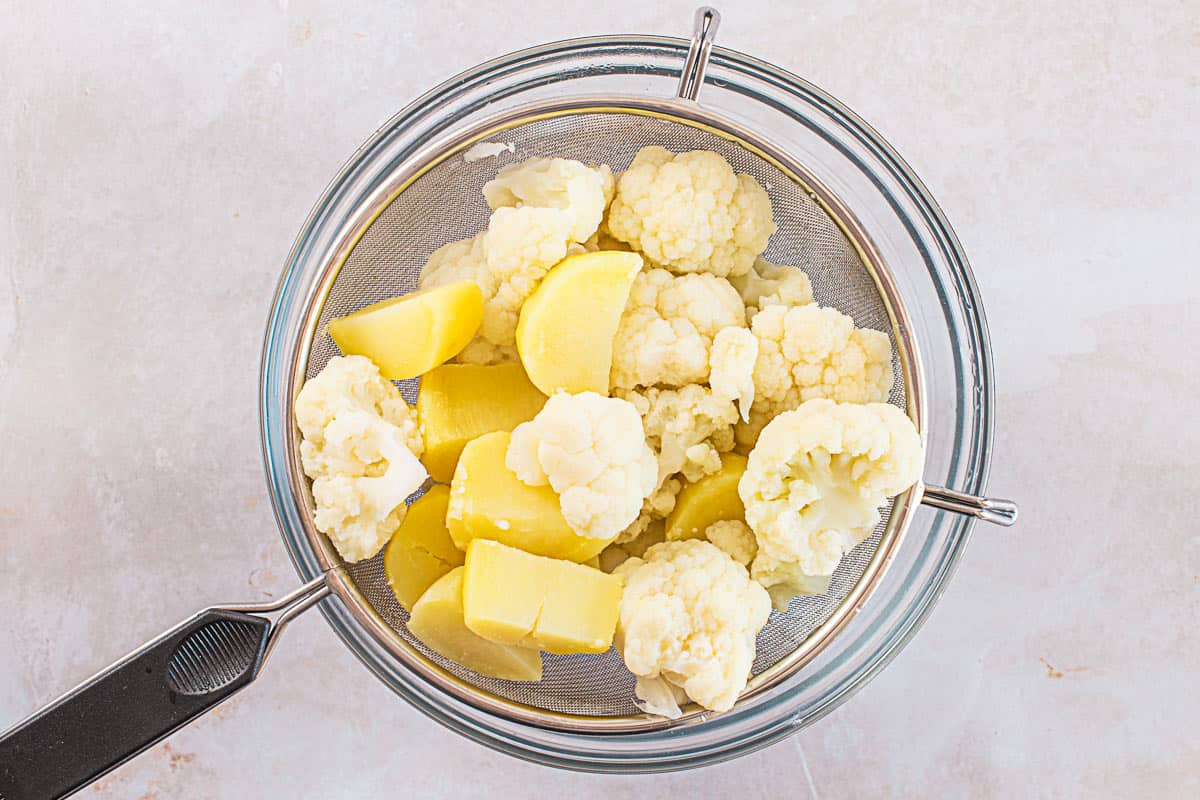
[483,157,614,243]
[704,519,757,567]
[296,355,423,475]
[738,303,894,447]
[479,206,573,344]
[709,326,758,421]
[615,477,683,545]
[618,384,737,484]
[309,413,428,562]
[750,557,833,611]
[506,391,657,540]
[730,259,814,318]
[417,234,490,293]
[614,539,771,713]
[739,399,923,578]
[295,356,428,563]
[605,147,776,277]
[610,268,745,390]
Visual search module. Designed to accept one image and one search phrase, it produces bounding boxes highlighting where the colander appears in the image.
[0,9,1016,796]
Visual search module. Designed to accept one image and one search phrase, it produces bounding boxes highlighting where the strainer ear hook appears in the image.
[920,484,1018,526]
[677,7,721,101]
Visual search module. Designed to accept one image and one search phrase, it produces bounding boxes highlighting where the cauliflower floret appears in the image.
[605,147,776,277]
[730,258,814,318]
[618,384,737,484]
[295,356,428,563]
[483,157,614,243]
[739,399,923,581]
[704,520,757,567]
[506,392,657,540]
[478,206,573,346]
[610,268,745,390]
[614,539,771,713]
[709,326,758,421]
[615,476,683,544]
[750,558,833,611]
[296,355,423,476]
[417,234,490,292]
[418,158,612,364]
[309,414,428,562]
[632,675,691,720]
[737,303,894,448]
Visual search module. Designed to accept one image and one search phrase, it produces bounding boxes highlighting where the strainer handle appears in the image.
[0,575,329,799]
[920,484,1019,526]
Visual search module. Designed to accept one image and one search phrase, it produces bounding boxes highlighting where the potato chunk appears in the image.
[446,431,613,562]
[417,362,546,483]
[462,540,621,655]
[329,280,483,380]
[665,453,748,541]
[384,486,463,611]
[515,251,642,395]
[407,567,542,681]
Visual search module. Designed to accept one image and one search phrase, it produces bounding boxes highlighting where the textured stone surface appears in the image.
[1,1,1196,797]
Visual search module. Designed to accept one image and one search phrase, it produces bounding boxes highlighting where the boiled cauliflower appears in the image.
[614,539,771,713]
[739,399,923,584]
[709,326,758,421]
[296,355,423,476]
[750,558,833,611]
[605,147,776,277]
[418,158,613,364]
[731,258,814,318]
[618,384,737,484]
[483,157,614,243]
[309,414,428,562]
[631,675,691,720]
[418,234,490,293]
[477,206,574,346]
[610,268,745,390]
[737,303,894,447]
[704,520,757,567]
[506,392,657,540]
[295,356,428,563]
[616,476,683,545]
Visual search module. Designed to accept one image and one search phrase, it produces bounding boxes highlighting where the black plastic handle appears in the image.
[0,609,270,799]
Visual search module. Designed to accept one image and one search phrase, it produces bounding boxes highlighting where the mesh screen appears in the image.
[304,112,906,717]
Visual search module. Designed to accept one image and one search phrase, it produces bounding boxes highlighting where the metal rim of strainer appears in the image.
[259,8,1014,764]
[282,95,925,734]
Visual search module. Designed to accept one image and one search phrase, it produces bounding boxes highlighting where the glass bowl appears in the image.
[260,33,996,772]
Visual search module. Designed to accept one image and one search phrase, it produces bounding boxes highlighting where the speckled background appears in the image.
[1,1,1196,797]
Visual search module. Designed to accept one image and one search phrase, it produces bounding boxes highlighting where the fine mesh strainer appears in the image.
[0,9,1016,795]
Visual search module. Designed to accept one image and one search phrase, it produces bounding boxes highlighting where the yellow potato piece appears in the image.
[516,251,643,395]
[383,486,464,611]
[417,362,547,483]
[462,540,621,655]
[407,567,542,681]
[446,431,613,562]
[328,280,483,380]
[665,453,749,541]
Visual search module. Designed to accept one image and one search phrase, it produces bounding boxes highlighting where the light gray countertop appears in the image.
[2,1,1196,797]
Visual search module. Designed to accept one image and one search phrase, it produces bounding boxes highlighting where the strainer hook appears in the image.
[921,484,1019,526]
[676,6,721,101]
